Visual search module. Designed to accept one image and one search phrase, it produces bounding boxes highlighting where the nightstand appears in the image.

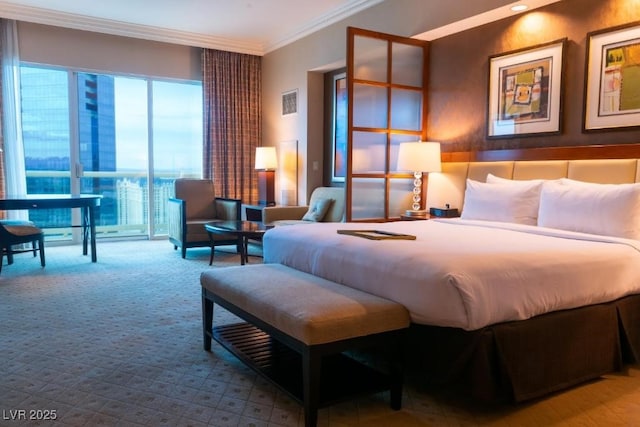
[242,204,265,222]
[400,214,430,221]
[243,203,285,221]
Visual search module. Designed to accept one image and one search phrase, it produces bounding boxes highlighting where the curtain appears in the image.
[0,19,5,205]
[1,19,28,219]
[202,48,261,203]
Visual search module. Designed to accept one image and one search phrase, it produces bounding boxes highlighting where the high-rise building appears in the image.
[116,179,144,227]
[78,73,117,227]
[22,69,117,228]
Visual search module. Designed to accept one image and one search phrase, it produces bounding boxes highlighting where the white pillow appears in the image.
[486,173,545,187]
[460,179,542,225]
[538,180,640,239]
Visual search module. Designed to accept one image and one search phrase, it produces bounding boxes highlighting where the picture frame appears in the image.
[487,38,566,139]
[583,22,640,132]
[281,89,298,116]
[332,73,347,182]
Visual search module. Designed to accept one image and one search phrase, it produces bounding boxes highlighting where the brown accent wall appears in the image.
[428,0,640,153]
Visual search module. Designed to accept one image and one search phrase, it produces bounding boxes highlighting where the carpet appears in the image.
[1,239,639,426]
[0,240,433,426]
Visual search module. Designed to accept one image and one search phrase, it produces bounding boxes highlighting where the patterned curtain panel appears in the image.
[202,48,261,203]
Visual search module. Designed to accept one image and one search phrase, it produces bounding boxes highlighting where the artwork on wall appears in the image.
[332,73,347,182]
[584,21,640,132]
[282,89,298,116]
[487,38,566,139]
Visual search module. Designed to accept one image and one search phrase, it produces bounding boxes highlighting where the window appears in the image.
[18,64,203,240]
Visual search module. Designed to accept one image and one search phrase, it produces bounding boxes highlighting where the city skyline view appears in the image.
[18,64,203,238]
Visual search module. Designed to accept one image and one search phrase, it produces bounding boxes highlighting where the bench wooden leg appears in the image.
[202,290,214,351]
[390,332,405,410]
[302,348,321,427]
[389,360,403,410]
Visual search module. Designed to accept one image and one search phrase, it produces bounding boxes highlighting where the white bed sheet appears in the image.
[262,219,640,330]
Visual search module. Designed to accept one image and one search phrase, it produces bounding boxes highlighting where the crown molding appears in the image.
[0,1,258,55]
[264,0,385,53]
[0,0,384,56]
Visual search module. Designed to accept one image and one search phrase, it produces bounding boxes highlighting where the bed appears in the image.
[262,144,640,402]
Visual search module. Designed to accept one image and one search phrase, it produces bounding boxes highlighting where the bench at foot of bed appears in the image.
[200,263,410,427]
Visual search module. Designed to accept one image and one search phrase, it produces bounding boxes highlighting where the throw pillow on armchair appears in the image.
[302,198,333,222]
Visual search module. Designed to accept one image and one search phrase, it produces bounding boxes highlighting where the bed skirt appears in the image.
[405,294,640,402]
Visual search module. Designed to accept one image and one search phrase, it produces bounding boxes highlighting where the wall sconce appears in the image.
[397,141,441,217]
[255,146,278,206]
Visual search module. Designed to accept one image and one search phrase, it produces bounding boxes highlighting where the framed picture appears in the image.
[487,38,566,138]
[282,89,297,116]
[332,73,347,182]
[584,22,640,132]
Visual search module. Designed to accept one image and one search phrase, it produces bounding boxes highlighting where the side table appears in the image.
[243,204,267,222]
[400,214,430,221]
[205,220,273,266]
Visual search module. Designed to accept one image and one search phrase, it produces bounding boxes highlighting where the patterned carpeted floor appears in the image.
[1,239,640,426]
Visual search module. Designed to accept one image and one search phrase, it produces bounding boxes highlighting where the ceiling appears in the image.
[0,0,561,56]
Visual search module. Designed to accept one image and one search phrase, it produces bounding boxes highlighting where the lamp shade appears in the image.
[255,147,278,170]
[397,142,441,173]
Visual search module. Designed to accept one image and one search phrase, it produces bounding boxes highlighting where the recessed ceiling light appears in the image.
[511,4,529,12]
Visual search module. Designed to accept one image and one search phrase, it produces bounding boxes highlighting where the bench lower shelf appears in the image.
[213,321,395,408]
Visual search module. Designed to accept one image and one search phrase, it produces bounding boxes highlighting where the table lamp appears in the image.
[397,141,441,217]
[255,147,278,206]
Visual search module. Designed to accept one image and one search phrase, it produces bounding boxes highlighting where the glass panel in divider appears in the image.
[389,178,415,218]
[390,88,423,131]
[352,131,387,174]
[351,178,385,220]
[352,83,388,129]
[353,36,388,82]
[391,43,425,87]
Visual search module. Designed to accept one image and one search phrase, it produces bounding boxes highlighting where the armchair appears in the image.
[262,187,345,225]
[168,179,241,259]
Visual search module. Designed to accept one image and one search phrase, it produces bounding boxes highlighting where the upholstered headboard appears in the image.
[426,144,640,211]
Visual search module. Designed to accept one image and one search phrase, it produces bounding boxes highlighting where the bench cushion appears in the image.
[200,264,410,345]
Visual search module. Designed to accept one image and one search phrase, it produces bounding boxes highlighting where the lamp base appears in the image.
[258,170,276,206]
[404,209,428,218]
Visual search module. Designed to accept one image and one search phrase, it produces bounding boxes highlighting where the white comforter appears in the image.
[262,219,640,330]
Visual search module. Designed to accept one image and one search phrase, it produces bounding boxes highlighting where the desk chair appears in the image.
[0,220,46,273]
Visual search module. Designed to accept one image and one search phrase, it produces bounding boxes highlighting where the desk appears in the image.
[0,194,102,262]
